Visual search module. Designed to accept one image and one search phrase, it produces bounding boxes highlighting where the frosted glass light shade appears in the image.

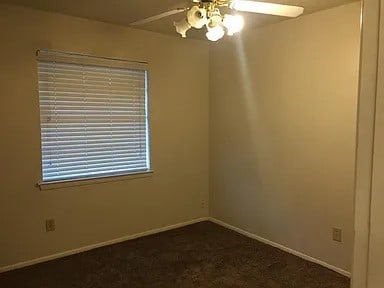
[174,18,191,38]
[187,6,208,29]
[206,25,225,41]
[223,14,244,36]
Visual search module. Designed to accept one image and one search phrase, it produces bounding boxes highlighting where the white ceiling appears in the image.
[3,0,359,39]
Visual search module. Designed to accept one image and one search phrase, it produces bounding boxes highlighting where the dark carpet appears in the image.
[0,221,350,288]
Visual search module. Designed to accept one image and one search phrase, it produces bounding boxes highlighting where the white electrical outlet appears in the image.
[332,228,342,242]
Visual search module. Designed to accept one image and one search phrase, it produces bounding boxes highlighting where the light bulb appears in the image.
[206,25,225,41]
[174,18,191,38]
[223,14,244,36]
[205,13,225,42]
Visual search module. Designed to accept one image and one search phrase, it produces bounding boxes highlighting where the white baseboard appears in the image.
[0,217,209,273]
[208,217,351,278]
[0,216,351,278]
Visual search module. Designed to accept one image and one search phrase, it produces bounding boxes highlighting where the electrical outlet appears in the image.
[46,219,56,232]
[332,228,342,242]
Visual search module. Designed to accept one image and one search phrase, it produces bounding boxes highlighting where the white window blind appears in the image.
[37,50,150,183]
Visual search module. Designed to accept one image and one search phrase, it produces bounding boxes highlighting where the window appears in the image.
[37,50,150,183]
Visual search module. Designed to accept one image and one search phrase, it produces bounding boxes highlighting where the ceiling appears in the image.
[3,0,359,39]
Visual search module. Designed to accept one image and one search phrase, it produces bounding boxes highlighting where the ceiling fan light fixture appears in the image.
[174,18,192,38]
[230,0,304,18]
[132,0,306,41]
[223,14,244,36]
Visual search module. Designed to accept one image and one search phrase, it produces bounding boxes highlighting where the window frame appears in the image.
[36,50,152,190]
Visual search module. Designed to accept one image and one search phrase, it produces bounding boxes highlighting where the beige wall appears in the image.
[209,2,361,272]
[0,4,209,268]
[0,1,361,274]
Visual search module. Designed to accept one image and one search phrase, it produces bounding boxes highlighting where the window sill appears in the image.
[37,171,154,191]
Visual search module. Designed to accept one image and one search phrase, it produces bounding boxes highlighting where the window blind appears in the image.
[37,50,150,182]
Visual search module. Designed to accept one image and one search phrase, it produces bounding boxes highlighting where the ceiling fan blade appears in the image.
[230,1,304,17]
[130,9,186,26]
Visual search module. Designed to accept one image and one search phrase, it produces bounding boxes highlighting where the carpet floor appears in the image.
[0,221,350,288]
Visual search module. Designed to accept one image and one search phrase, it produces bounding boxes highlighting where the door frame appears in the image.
[352,0,381,287]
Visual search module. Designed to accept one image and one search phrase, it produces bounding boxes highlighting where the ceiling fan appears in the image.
[131,0,304,41]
